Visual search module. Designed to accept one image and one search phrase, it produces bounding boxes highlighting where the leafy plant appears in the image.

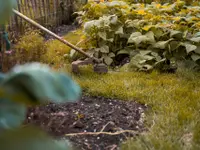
[75,1,200,72]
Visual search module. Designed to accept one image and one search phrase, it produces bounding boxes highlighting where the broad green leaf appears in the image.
[98,32,107,40]
[1,63,81,105]
[194,46,200,54]
[177,60,198,70]
[145,31,155,43]
[83,20,99,33]
[107,38,114,42]
[151,52,158,57]
[69,49,77,59]
[140,50,151,56]
[133,54,154,62]
[117,49,130,55]
[106,1,127,7]
[155,56,162,61]
[143,55,155,61]
[115,27,123,34]
[129,32,142,38]
[103,56,113,65]
[194,32,200,37]
[100,45,109,53]
[0,98,26,130]
[169,41,181,51]
[108,52,115,58]
[151,27,163,39]
[153,40,170,49]
[128,35,148,45]
[184,43,197,54]
[190,37,200,43]
[0,126,72,150]
[170,30,183,39]
[191,54,200,61]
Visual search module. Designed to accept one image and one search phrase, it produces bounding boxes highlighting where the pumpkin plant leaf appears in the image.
[191,54,200,61]
[170,30,183,39]
[184,43,197,54]
[104,56,113,65]
[100,45,109,53]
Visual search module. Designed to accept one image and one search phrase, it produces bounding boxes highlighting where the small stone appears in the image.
[95,104,100,107]
[93,122,98,125]
[72,120,84,128]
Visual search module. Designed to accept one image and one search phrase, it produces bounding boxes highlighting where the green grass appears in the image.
[63,66,200,150]
[52,30,200,150]
[21,28,200,149]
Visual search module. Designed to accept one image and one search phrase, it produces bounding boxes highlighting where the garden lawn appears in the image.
[67,67,200,150]
[46,29,200,149]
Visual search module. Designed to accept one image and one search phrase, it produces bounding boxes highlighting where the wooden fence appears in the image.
[7,0,75,36]
[126,0,200,4]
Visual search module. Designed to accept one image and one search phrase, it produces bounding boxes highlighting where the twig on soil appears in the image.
[100,121,114,132]
[65,130,137,137]
[110,144,118,150]
[106,144,118,150]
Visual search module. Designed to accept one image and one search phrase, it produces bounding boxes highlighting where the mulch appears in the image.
[25,95,147,150]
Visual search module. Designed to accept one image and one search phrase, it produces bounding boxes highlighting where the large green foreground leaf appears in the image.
[0,98,26,130]
[0,0,16,24]
[0,63,81,105]
[0,126,72,150]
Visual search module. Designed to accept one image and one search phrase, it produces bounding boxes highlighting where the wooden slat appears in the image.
[8,0,75,36]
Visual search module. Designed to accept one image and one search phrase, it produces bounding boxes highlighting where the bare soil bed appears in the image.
[25,95,147,150]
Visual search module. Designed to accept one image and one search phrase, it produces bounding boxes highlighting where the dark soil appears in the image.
[25,95,147,150]
[44,24,78,40]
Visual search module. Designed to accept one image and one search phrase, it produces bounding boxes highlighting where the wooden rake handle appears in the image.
[12,9,101,63]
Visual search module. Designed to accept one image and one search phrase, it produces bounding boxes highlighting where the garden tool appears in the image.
[0,25,12,72]
[12,9,108,74]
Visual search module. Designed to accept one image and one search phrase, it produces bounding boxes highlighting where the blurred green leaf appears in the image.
[0,98,26,130]
[0,126,72,150]
[0,0,16,24]
[0,63,81,105]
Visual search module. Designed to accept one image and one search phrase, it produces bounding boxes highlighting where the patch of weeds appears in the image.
[43,29,88,68]
[15,30,47,64]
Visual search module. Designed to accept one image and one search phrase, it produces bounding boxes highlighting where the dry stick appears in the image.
[100,121,114,132]
[75,37,91,47]
[106,144,118,150]
[12,9,100,63]
[65,130,138,137]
